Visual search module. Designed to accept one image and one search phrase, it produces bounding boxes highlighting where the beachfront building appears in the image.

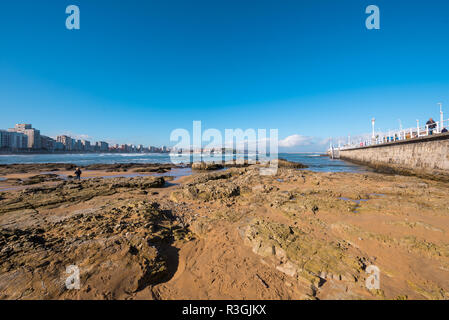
[40,135,57,151]
[8,124,41,149]
[54,141,64,151]
[81,140,91,151]
[0,130,28,150]
[1,123,164,154]
[57,135,73,151]
[95,141,109,152]
[0,130,6,149]
[74,139,82,151]
[99,142,109,152]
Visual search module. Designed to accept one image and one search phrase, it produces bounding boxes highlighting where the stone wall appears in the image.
[339,133,449,180]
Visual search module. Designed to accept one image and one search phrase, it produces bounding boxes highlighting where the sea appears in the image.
[0,153,368,173]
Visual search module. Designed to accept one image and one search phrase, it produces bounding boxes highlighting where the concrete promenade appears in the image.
[335,132,449,180]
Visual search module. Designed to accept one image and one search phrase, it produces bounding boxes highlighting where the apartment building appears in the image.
[9,124,41,149]
[0,130,28,149]
[57,135,73,151]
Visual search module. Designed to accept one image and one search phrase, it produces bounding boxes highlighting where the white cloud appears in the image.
[277,135,332,152]
[279,134,315,147]
[56,132,93,141]
[74,134,91,140]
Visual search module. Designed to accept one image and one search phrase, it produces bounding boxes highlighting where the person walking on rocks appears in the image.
[74,167,82,181]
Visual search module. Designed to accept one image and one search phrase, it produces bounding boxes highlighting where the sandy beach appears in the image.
[0,162,448,300]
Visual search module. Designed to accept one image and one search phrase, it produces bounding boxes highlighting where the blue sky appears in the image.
[1,0,449,151]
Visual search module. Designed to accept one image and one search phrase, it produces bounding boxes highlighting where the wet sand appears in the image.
[0,164,448,300]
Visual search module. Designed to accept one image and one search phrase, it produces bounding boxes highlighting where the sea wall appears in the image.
[338,133,449,180]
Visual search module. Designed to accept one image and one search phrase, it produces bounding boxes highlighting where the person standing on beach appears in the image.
[426,118,437,135]
[74,167,82,181]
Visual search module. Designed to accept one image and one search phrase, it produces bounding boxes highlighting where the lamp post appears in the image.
[371,118,375,140]
[438,102,443,132]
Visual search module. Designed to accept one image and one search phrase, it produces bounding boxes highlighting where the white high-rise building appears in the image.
[9,124,41,149]
[0,130,28,149]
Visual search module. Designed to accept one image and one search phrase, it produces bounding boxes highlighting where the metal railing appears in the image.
[330,117,449,152]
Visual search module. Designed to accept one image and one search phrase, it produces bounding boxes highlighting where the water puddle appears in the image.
[0,186,23,192]
[42,167,192,181]
[163,181,179,187]
[1,168,193,189]
[94,173,154,179]
[153,167,192,181]
[338,197,370,213]
[338,197,369,205]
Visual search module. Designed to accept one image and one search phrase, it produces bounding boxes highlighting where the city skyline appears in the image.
[0,123,169,153]
[1,1,449,152]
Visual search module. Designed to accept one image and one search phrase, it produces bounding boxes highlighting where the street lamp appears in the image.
[438,102,443,132]
[371,118,375,139]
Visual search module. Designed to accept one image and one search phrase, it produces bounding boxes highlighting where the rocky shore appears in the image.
[0,162,448,299]
[0,163,177,175]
